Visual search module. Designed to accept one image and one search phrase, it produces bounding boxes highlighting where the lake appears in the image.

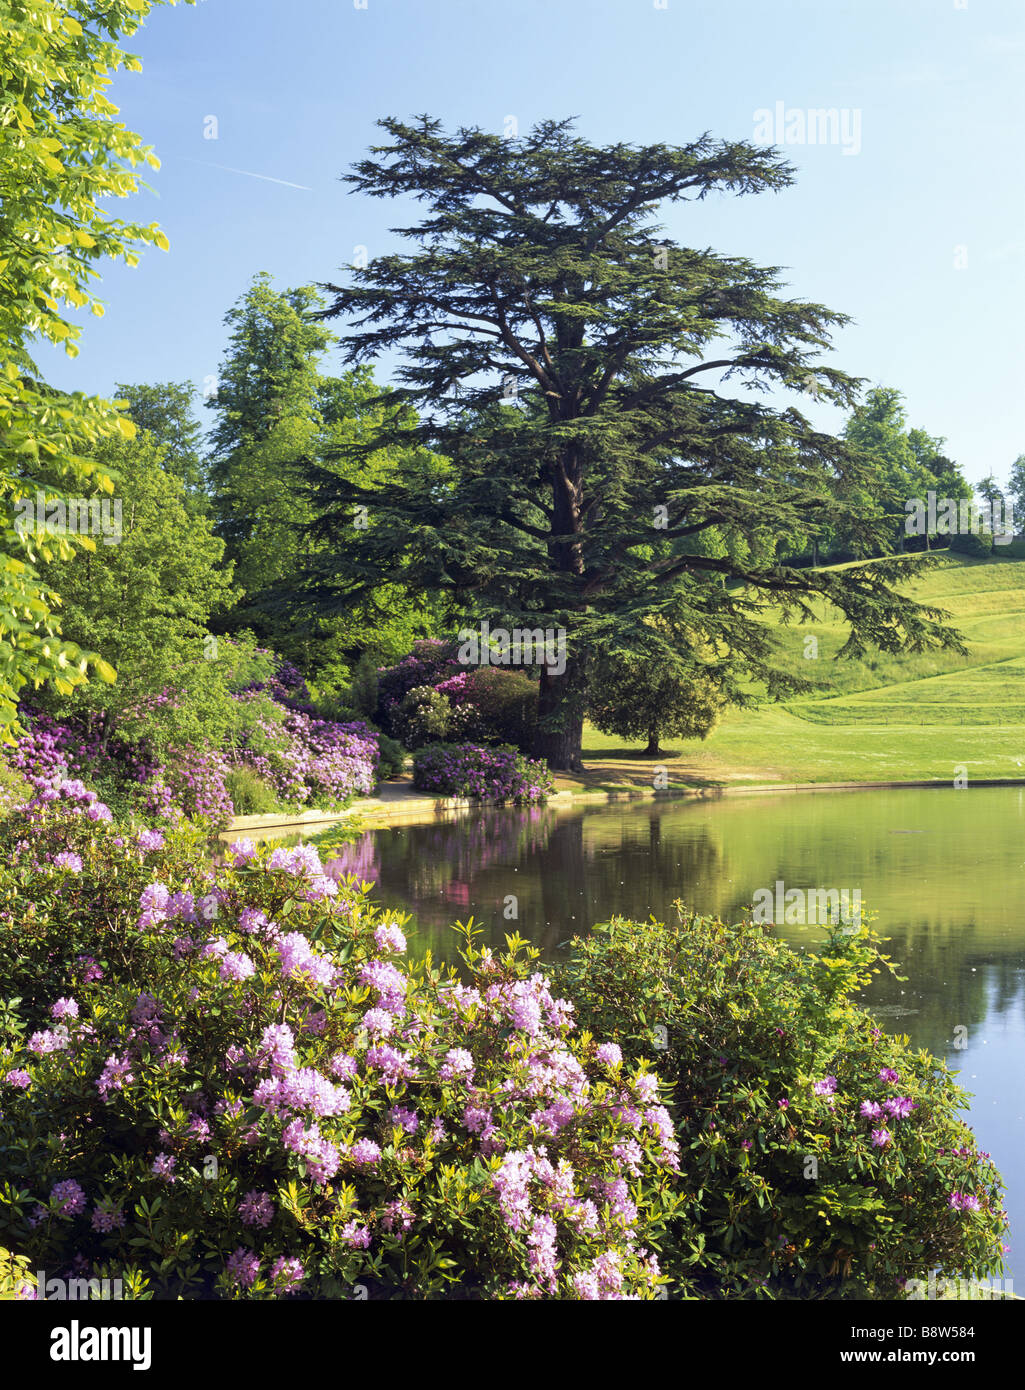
[325,784,1025,1283]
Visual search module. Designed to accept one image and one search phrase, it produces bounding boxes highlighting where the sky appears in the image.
[39,0,1025,487]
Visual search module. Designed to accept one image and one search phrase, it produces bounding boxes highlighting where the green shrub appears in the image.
[391,685,461,750]
[347,654,380,721]
[311,696,361,725]
[994,538,1025,560]
[375,734,406,780]
[948,530,993,558]
[0,1246,34,1300]
[435,668,538,753]
[558,910,1008,1299]
[224,767,279,816]
[0,760,32,815]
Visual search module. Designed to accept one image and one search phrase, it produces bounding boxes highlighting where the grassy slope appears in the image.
[570,554,1025,791]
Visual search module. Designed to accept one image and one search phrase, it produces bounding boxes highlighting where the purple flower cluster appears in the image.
[238,1190,275,1228]
[50,1179,87,1216]
[229,695,379,809]
[3,657,383,828]
[91,1197,126,1233]
[948,1191,981,1212]
[413,743,553,805]
[831,1065,922,1154]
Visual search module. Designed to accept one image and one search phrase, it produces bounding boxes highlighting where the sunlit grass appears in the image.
[576,555,1025,787]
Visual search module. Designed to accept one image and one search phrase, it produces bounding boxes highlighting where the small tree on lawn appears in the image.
[589,654,726,757]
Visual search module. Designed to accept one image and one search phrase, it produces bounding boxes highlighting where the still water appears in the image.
[326,785,1025,1280]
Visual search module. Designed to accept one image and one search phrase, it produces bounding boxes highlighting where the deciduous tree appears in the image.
[0,0,190,729]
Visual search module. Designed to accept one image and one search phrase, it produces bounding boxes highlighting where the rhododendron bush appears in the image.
[375,640,462,732]
[3,657,379,829]
[0,796,681,1300]
[229,695,378,808]
[412,743,553,805]
[557,912,1009,1299]
[376,643,539,753]
[0,790,1004,1300]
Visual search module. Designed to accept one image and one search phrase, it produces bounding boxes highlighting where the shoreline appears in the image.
[219,774,1025,839]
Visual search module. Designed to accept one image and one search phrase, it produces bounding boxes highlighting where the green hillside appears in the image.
[577,554,1025,787]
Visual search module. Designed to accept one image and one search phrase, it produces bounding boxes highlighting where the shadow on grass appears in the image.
[567,748,731,794]
[581,746,678,762]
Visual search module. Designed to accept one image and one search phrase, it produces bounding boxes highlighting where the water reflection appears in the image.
[325,785,1025,1277]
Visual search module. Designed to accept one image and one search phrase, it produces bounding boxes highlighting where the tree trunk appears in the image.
[532,662,585,772]
[534,439,587,771]
[645,731,662,757]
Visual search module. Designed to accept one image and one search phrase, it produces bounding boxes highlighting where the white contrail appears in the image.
[182,158,312,191]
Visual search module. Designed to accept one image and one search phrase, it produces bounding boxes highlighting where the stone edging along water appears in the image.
[218,776,1025,840]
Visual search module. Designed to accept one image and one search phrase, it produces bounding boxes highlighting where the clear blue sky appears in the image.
[41,0,1025,486]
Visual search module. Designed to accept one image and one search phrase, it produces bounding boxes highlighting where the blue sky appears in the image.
[42,0,1025,486]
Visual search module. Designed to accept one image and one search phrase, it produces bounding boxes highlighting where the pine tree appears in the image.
[302,116,965,769]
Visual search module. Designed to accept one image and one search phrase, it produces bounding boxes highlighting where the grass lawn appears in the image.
[561,553,1025,793]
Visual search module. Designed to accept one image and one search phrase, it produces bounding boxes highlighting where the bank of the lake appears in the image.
[319,784,1025,1283]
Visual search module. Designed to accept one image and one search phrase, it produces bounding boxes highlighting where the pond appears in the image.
[325,785,1025,1282]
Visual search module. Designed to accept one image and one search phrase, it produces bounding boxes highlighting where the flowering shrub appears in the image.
[228,697,378,809]
[377,645,540,754]
[0,797,681,1299]
[389,685,466,750]
[3,658,381,829]
[434,668,538,752]
[375,640,463,736]
[412,743,554,805]
[2,770,1003,1300]
[237,657,312,709]
[142,747,235,825]
[558,911,1009,1299]
[5,707,234,828]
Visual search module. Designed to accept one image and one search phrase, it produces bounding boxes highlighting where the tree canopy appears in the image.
[0,0,190,731]
[35,431,237,740]
[116,379,207,506]
[297,116,963,768]
[207,274,439,681]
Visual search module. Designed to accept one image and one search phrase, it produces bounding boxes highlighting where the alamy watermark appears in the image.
[904,492,1015,545]
[35,1267,123,1300]
[457,620,567,675]
[50,1320,150,1371]
[906,1273,1014,1301]
[753,101,862,156]
[752,880,863,928]
[13,491,122,546]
